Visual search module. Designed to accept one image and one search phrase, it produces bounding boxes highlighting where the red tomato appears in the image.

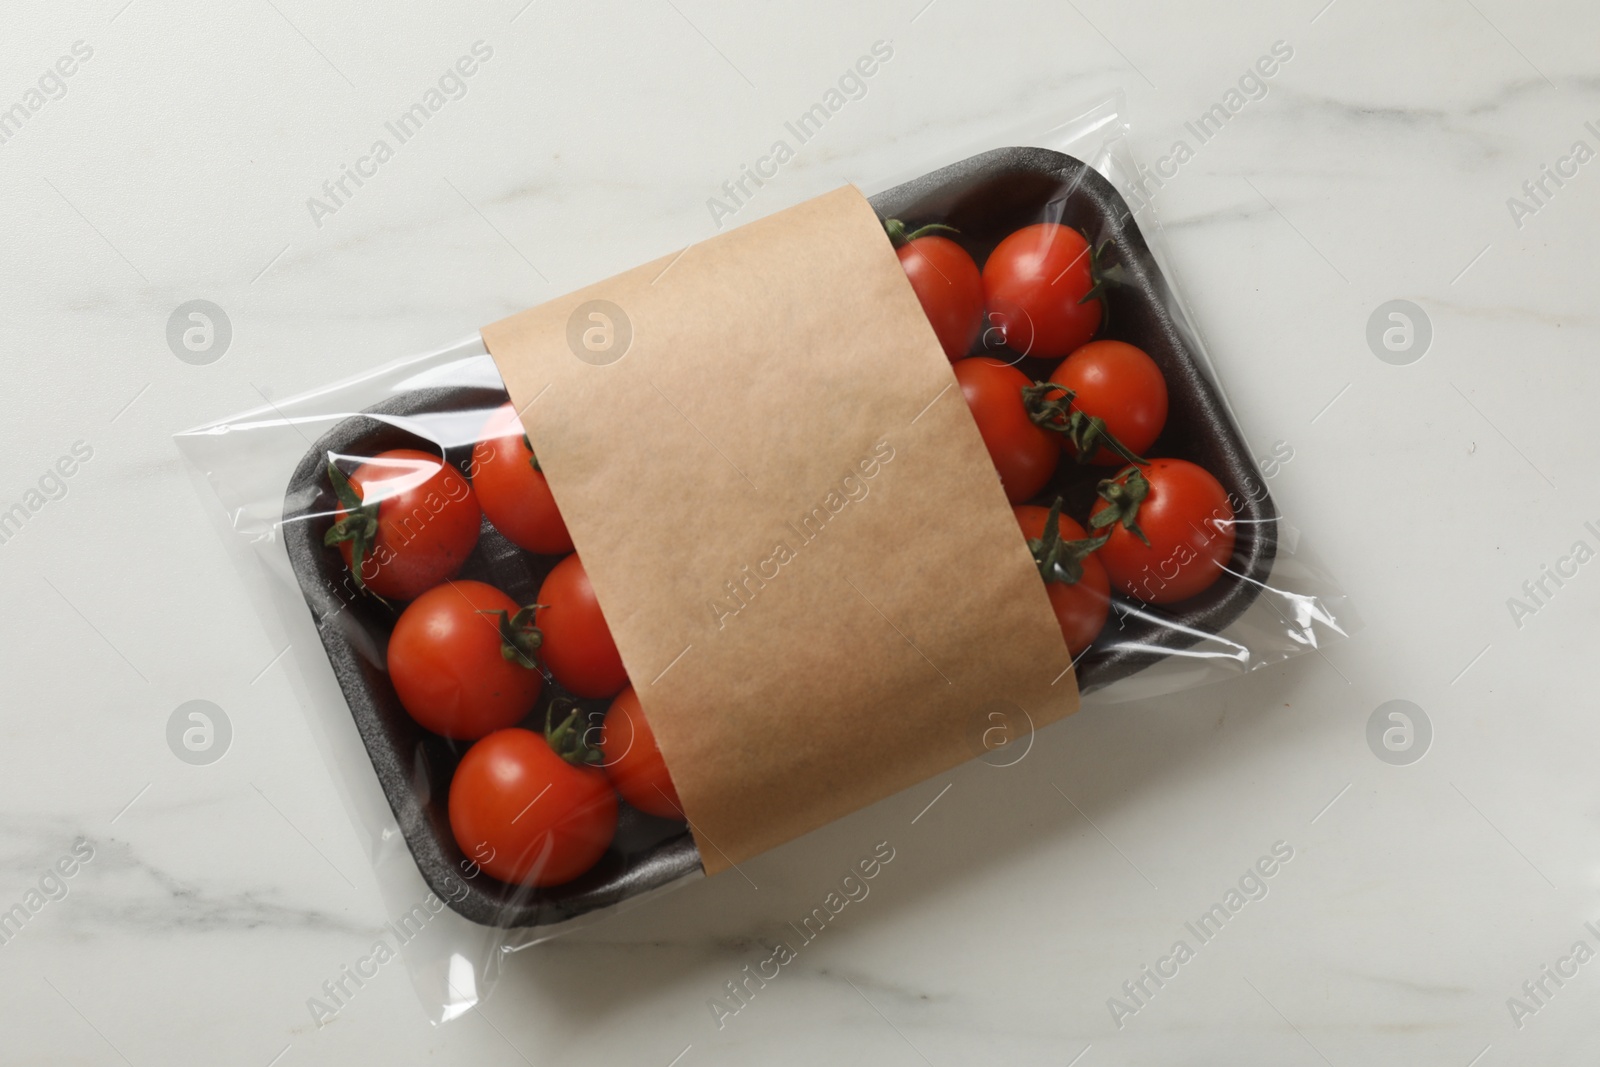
[1033,341,1168,465]
[471,404,574,555]
[325,448,481,600]
[953,357,1058,503]
[600,686,682,819]
[387,580,543,740]
[449,727,617,887]
[982,222,1103,359]
[537,555,628,699]
[887,221,984,361]
[1089,459,1235,604]
[1015,503,1110,658]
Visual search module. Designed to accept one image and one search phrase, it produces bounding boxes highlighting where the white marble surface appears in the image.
[3,0,1599,1062]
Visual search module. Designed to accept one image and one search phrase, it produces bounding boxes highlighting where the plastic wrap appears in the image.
[175,93,1353,1022]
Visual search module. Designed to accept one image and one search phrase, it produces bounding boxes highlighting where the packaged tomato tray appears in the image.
[180,97,1350,1013]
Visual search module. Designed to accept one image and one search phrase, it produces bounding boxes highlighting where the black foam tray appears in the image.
[281,147,1277,929]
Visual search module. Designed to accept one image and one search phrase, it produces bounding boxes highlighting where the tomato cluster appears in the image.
[324,404,683,890]
[889,217,1238,658]
[321,216,1244,890]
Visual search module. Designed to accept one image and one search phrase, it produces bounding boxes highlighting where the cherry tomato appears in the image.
[887,221,984,361]
[471,404,574,555]
[387,580,543,740]
[1033,341,1168,465]
[449,727,617,887]
[1015,503,1110,658]
[1089,459,1235,604]
[537,554,628,699]
[953,357,1058,503]
[982,222,1103,359]
[600,686,682,819]
[325,449,481,600]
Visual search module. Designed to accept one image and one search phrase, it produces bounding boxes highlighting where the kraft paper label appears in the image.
[483,186,1078,873]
